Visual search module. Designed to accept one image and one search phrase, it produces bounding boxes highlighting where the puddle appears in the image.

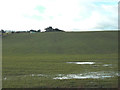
[53,75,113,79]
[3,77,7,80]
[54,74,100,79]
[66,62,95,64]
[3,71,119,81]
[3,74,46,81]
[103,64,112,67]
[30,74,46,77]
[53,71,118,80]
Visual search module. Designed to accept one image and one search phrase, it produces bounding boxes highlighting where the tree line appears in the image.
[1,26,65,34]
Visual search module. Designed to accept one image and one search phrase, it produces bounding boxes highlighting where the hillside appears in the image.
[3,31,118,55]
[2,31,118,88]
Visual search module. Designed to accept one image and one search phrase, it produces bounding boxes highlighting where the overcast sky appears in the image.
[0,0,118,31]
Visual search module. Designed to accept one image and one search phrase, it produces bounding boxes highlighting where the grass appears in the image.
[2,31,118,88]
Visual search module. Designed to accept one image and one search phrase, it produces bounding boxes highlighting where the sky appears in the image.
[0,0,118,31]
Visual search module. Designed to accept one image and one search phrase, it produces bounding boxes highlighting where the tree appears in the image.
[37,29,41,32]
[1,29,5,33]
[45,26,64,32]
[11,31,15,33]
[30,29,36,32]
[1,29,5,35]
[54,28,64,32]
[45,26,54,32]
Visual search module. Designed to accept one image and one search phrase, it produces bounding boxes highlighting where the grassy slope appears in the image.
[3,31,118,55]
[2,31,118,88]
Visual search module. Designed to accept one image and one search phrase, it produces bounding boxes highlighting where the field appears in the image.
[2,31,119,88]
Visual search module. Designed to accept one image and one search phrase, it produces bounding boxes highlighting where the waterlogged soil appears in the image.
[3,71,119,80]
[53,71,119,80]
[3,60,119,88]
[3,62,119,80]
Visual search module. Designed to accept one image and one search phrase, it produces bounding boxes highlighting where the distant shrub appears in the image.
[45,26,64,32]
[37,29,41,32]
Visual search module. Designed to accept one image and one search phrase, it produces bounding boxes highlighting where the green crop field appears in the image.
[2,31,119,88]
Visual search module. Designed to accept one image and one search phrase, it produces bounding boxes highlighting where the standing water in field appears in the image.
[103,64,112,67]
[3,71,119,80]
[3,62,118,81]
[66,62,95,64]
[53,71,119,80]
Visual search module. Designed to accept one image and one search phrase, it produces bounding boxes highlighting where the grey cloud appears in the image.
[95,18,118,30]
